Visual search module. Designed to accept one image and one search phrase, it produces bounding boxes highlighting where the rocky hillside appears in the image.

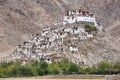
[0,0,70,54]
[2,22,119,66]
[107,20,120,43]
[0,0,120,59]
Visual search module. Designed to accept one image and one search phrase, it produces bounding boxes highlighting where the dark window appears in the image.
[48,59,50,61]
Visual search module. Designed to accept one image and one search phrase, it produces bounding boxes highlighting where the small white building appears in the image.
[16,54,21,59]
[69,45,78,52]
[49,36,56,42]
[70,27,83,35]
[16,45,22,52]
[30,53,36,59]
[64,27,72,33]
[87,33,93,38]
[22,48,29,54]
[59,32,67,38]
[64,10,96,24]
[41,29,49,36]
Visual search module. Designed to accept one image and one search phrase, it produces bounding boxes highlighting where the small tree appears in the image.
[68,62,79,74]
[12,66,22,77]
[31,61,48,76]
[18,66,33,77]
[113,62,120,70]
[37,67,45,76]
[31,67,38,76]
[97,61,113,74]
[58,58,70,74]
[48,62,60,74]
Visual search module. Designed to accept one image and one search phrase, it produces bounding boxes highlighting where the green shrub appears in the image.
[0,74,7,78]
[98,61,112,71]
[113,62,120,70]
[37,68,45,76]
[85,25,97,32]
[21,66,32,76]
[0,60,119,77]
[0,62,13,68]
[57,59,70,74]
[48,62,60,74]
[11,66,22,77]
[68,62,79,74]
[31,67,38,76]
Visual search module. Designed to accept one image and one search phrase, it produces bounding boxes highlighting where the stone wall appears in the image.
[105,75,120,80]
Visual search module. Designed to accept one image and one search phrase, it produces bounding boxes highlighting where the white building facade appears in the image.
[63,9,102,30]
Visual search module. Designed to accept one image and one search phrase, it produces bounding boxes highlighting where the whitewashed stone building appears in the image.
[63,9,103,30]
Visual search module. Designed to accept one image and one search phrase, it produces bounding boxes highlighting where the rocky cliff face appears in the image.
[0,0,120,61]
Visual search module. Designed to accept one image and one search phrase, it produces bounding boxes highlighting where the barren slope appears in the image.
[108,20,120,43]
